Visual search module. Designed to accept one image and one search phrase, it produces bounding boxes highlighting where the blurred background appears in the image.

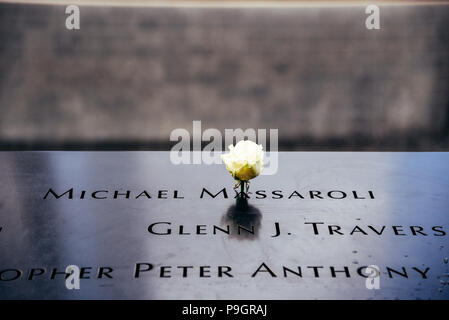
[0,0,448,150]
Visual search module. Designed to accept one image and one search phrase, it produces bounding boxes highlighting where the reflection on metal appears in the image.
[221,197,262,240]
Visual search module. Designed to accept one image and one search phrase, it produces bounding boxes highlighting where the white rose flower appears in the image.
[221,140,264,181]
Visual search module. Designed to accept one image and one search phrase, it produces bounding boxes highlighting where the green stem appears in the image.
[240,181,245,197]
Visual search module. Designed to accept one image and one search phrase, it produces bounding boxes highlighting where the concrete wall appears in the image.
[0,3,448,149]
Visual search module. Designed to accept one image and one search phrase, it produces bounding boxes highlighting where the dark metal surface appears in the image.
[0,151,448,299]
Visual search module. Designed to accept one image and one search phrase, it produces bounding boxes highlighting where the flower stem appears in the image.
[240,181,245,197]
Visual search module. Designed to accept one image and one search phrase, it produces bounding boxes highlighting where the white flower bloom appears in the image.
[221,140,264,181]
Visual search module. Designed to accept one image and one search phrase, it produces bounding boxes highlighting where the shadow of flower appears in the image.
[221,197,262,240]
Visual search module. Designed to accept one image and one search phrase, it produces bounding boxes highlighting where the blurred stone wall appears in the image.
[0,3,448,150]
